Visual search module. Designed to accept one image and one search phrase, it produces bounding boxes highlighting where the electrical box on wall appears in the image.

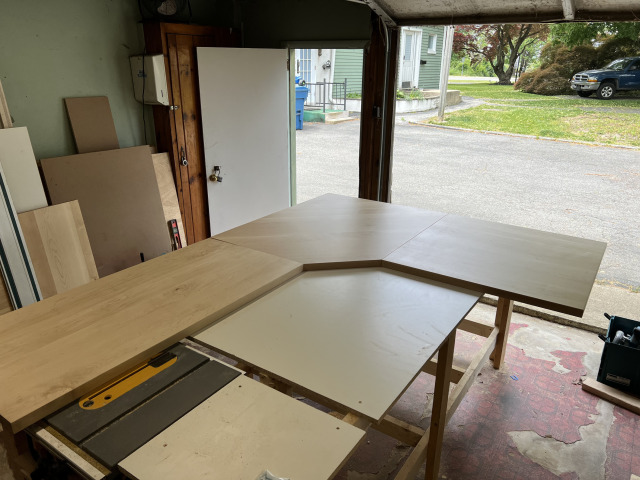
[129,55,170,106]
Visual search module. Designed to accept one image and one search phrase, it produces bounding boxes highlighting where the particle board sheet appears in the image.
[18,201,98,299]
[119,375,365,480]
[151,153,186,247]
[0,127,47,213]
[214,193,446,266]
[383,214,607,317]
[64,97,119,154]
[0,239,302,433]
[41,146,172,277]
[194,268,481,422]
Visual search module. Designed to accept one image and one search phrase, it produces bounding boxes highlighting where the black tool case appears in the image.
[597,315,640,395]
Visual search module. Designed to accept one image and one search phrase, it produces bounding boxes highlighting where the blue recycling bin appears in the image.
[295,85,309,130]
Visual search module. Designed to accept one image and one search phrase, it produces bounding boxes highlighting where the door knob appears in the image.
[209,166,222,182]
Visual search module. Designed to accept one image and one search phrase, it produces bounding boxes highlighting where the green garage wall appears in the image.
[0,0,370,160]
[0,0,153,160]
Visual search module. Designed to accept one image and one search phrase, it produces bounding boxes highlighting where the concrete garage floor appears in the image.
[1,304,637,480]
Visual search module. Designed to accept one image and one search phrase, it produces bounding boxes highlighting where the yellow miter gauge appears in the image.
[78,351,177,410]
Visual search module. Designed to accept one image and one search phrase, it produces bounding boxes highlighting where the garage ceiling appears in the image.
[350,0,640,26]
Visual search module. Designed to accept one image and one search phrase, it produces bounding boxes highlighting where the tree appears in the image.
[550,22,640,47]
[453,25,549,85]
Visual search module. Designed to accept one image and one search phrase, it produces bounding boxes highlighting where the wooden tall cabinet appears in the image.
[144,23,241,244]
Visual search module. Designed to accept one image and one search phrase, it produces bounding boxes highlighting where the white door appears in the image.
[400,29,422,88]
[197,48,291,235]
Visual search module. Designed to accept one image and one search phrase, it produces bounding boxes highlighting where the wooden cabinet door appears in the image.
[144,24,240,244]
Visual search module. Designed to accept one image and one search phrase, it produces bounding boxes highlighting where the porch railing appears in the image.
[303,79,347,112]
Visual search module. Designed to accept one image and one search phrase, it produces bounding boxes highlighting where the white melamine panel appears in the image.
[198,47,290,235]
[195,268,481,422]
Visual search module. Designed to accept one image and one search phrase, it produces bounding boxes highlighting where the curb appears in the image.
[408,121,640,151]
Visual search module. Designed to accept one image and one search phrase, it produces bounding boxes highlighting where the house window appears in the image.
[427,34,437,54]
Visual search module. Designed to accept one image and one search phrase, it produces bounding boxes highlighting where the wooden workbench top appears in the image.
[0,239,302,433]
[214,193,446,266]
[383,214,607,317]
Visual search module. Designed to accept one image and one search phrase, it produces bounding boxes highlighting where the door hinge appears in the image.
[286,58,290,71]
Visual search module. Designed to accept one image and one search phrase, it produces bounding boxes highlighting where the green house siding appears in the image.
[418,26,445,89]
[334,26,445,95]
[334,49,364,95]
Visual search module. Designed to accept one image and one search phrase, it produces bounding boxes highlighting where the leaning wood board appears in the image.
[41,146,172,277]
[582,377,640,415]
[64,97,119,154]
[151,153,186,247]
[0,79,12,128]
[18,201,98,299]
[0,127,47,213]
[194,268,481,422]
[119,376,365,480]
[0,239,302,433]
[215,193,446,266]
[383,214,607,317]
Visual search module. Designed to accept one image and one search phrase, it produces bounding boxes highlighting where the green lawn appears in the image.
[429,83,640,146]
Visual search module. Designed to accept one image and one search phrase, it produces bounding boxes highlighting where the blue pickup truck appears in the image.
[570,57,640,99]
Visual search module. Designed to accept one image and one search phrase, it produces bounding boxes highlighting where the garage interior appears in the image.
[0,0,639,479]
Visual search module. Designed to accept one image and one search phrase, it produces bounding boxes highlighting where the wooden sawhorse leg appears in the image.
[425,331,455,480]
[491,297,513,369]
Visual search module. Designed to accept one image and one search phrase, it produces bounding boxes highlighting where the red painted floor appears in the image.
[334,307,640,480]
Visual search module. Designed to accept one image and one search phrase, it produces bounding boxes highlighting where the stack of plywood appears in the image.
[0,92,185,313]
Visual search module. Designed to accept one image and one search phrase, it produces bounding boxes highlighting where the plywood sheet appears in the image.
[0,79,12,128]
[194,268,480,422]
[41,146,172,277]
[151,153,186,247]
[119,376,365,480]
[64,97,119,154]
[215,193,446,265]
[18,201,98,299]
[0,127,47,213]
[383,214,607,316]
[0,239,301,433]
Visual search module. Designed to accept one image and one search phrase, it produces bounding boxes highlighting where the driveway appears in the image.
[295,111,640,290]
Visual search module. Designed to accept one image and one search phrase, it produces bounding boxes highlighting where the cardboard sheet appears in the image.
[41,146,172,277]
[64,96,119,153]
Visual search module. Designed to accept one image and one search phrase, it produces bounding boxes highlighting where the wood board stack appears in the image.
[0,91,185,315]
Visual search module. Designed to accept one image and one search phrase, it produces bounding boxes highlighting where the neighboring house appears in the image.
[295,26,444,100]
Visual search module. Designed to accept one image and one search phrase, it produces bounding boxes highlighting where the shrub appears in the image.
[530,65,573,95]
[513,71,536,92]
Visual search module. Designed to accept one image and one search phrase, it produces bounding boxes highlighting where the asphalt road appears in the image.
[295,109,640,289]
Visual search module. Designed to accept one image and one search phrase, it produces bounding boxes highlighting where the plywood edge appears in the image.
[0,79,12,128]
[17,211,57,298]
[380,259,584,317]
[582,377,640,415]
[5,256,303,434]
[303,259,383,270]
[68,200,99,281]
